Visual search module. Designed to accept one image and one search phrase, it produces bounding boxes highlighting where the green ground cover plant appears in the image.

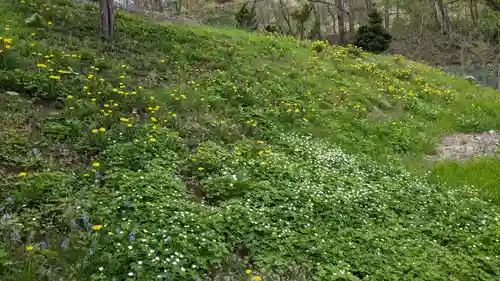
[1,0,500,280]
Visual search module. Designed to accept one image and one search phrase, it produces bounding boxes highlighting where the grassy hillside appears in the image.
[1,0,500,280]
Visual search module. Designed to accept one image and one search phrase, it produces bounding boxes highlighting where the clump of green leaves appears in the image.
[312,40,328,53]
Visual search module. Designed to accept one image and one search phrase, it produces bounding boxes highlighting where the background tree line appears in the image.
[96,0,500,79]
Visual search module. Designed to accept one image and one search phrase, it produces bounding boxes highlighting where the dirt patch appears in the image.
[428,130,500,161]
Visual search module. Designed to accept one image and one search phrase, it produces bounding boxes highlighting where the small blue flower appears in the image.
[41,239,47,249]
[166,235,172,242]
[11,231,20,241]
[89,248,94,256]
[6,214,12,221]
[61,238,69,249]
[116,227,121,233]
[82,216,88,225]
[124,201,131,207]
[129,232,135,241]
[6,196,13,202]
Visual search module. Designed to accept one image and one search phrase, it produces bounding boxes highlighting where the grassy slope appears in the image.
[1,0,500,280]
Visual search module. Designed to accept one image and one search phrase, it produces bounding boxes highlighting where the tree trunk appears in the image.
[100,0,115,39]
[335,0,346,45]
[497,61,500,90]
[313,6,322,39]
[384,1,390,30]
[278,0,293,34]
[348,0,355,33]
[329,6,337,34]
[365,0,372,13]
[469,0,477,24]
[434,0,452,35]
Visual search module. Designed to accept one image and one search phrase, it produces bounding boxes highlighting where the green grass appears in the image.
[1,0,500,280]
[430,157,500,205]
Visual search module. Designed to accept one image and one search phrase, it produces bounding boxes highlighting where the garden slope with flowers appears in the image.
[1,0,500,280]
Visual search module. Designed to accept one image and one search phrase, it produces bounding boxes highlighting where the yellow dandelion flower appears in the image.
[92,162,100,167]
[91,98,96,102]
[91,129,98,133]
[83,173,90,177]
[99,127,106,132]
[47,21,53,25]
[120,117,129,122]
[19,172,28,177]
[26,245,33,251]
[113,103,118,107]
[255,276,261,281]
[149,138,157,143]
[49,75,60,80]
[36,63,47,68]
[245,269,252,274]
[119,75,125,79]
[198,167,205,172]
[150,117,157,122]
[171,113,177,117]
[91,224,103,231]
[67,95,73,99]
[127,123,133,127]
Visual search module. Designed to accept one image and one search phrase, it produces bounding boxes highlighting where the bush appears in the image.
[479,9,500,43]
[312,40,328,53]
[264,24,280,34]
[355,9,392,54]
[235,2,257,31]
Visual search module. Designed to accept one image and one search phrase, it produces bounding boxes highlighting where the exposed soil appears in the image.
[428,130,500,161]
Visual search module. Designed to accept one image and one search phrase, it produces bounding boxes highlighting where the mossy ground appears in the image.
[1,0,500,280]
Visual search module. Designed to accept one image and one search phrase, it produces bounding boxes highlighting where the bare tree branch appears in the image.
[309,0,350,17]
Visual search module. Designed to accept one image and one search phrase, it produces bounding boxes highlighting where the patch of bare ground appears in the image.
[427,130,500,161]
